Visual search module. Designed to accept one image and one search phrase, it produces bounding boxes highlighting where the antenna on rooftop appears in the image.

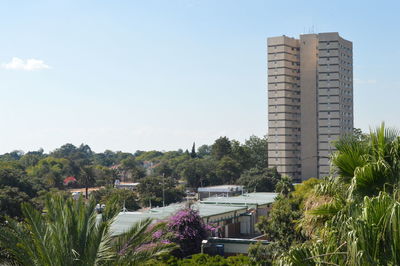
[308,25,315,34]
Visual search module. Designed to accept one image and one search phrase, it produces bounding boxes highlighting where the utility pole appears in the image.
[162,173,165,208]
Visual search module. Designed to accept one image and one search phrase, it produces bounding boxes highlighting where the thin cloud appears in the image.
[1,57,50,71]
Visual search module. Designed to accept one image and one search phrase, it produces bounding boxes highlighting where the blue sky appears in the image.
[0,0,399,153]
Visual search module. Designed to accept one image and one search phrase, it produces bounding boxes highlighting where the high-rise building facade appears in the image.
[267,32,353,180]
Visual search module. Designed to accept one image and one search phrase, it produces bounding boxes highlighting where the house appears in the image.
[111,202,247,237]
[201,192,278,234]
[111,193,278,238]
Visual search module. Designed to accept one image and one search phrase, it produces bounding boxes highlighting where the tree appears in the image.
[211,137,232,160]
[19,149,46,168]
[257,194,301,253]
[230,140,252,171]
[164,208,210,257]
[280,190,400,265]
[27,157,75,189]
[120,157,146,181]
[50,143,93,166]
[0,150,24,162]
[179,159,210,189]
[190,142,197,158]
[0,161,34,194]
[79,165,96,199]
[244,135,268,169]
[248,241,277,265]
[215,156,241,184]
[0,186,30,220]
[0,162,38,220]
[154,161,174,178]
[0,194,174,265]
[352,127,368,142]
[92,165,117,186]
[197,145,211,158]
[137,176,184,207]
[278,123,400,265]
[92,187,140,211]
[237,167,281,192]
[93,150,118,167]
[135,151,163,162]
[275,175,294,196]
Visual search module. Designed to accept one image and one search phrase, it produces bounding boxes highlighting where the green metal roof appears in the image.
[200,192,278,207]
[110,202,247,236]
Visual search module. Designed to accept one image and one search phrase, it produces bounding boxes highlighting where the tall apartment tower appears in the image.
[267,32,353,180]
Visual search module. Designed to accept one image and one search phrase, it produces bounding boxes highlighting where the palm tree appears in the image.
[279,123,400,265]
[80,165,96,199]
[0,194,174,265]
[280,190,400,265]
[275,176,294,196]
[302,123,400,227]
[332,122,400,197]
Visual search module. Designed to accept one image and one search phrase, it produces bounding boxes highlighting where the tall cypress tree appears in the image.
[190,142,197,158]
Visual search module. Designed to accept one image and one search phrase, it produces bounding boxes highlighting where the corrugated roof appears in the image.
[110,202,247,236]
[198,185,243,193]
[200,192,278,206]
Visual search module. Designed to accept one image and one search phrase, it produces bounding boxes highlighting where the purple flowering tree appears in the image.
[153,208,218,257]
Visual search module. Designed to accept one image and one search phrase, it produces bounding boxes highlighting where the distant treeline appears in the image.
[0,135,284,220]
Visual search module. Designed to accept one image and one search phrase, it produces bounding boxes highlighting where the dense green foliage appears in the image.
[91,186,140,211]
[137,176,185,207]
[237,167,281,192]
[0,162,38,219]
[0,194,174,265]
[0,135,269,220]
[149,253,253,265]
[253,177,321,264]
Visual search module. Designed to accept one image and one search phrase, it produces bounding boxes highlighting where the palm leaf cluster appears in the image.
[280,191,400,265]
[0,194,174,266]
[279,123,400,265]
